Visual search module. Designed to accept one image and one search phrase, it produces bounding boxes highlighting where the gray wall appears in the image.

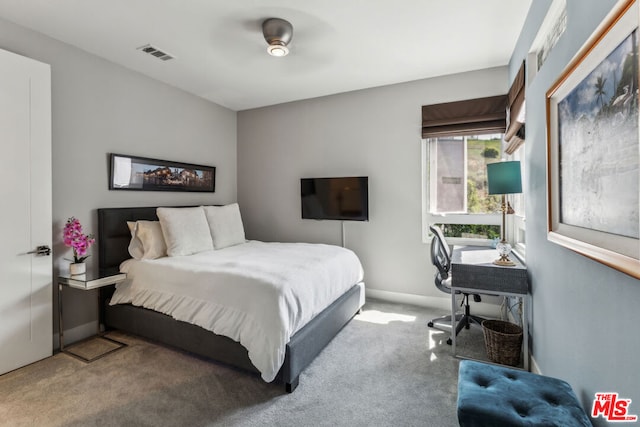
[511,0,639,422]
[237,67,507,304]
[0,17,237,345]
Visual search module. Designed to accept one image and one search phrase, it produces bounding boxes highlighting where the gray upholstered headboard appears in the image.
[97,206,159,276]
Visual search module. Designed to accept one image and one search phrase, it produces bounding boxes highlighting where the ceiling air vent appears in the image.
[137,44,175,61]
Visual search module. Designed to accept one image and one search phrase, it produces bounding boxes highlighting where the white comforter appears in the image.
[110,241,364,382]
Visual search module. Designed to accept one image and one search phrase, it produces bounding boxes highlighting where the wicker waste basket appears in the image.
[482,319,523,366]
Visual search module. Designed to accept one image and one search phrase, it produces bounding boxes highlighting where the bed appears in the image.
[97,206,365,392]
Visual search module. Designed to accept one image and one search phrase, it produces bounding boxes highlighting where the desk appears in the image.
[450,245,529,370]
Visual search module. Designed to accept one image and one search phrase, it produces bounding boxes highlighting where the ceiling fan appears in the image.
[262,17,293,57]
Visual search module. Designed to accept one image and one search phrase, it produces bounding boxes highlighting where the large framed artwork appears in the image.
[109,153,215,192]
[546,0,640,279]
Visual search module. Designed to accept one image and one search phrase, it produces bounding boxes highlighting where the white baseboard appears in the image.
[530,354,541,374]
[55,321,98,351]
[365,288,501,318]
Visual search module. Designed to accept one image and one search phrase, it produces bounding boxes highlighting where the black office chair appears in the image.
[427,225,486,345]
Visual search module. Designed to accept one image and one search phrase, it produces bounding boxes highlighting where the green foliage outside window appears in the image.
[481,147,500,158]
[436,223,500,240]
[467,137,502,214]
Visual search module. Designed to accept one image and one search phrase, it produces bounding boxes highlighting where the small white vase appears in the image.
[69,262,86,275]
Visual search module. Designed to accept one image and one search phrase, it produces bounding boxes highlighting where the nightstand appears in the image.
[58,272,127,362]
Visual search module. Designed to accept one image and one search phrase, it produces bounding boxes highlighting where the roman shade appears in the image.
[504,61,526,154]
[421,95,507,138]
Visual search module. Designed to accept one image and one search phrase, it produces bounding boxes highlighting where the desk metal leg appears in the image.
[523,294,529,371]
[451,291,457,355]
[449,287,529,372]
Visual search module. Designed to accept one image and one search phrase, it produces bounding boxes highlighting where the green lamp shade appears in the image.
[487,161,522,195]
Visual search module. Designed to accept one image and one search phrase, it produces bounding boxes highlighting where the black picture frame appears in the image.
[109,153,215,192]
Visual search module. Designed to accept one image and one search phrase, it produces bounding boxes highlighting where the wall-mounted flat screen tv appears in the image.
[301,176,369,221]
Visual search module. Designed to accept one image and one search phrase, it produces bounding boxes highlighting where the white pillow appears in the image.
[127,221,167,260]
[157,207,214,256]
[203,203,246,249]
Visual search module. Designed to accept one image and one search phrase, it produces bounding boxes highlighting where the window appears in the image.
[423,133,504,244]
[428,134,502,214]
[532,0,567,72]
[420,95,522,246]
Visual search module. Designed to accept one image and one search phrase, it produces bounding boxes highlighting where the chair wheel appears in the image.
[446,338,452,345]
[427,322,434,327]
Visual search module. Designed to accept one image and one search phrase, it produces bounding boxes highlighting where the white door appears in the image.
[0,48,52,375]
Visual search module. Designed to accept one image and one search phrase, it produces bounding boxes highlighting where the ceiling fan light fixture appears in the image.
[267,42,289,57]
[262,18,293,58]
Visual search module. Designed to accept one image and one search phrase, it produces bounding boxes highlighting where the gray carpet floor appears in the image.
[0,299,490,427]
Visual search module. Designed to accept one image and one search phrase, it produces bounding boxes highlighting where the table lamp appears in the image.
[487,160,522,266]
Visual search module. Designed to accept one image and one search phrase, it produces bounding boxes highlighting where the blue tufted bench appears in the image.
[457,360,591,426]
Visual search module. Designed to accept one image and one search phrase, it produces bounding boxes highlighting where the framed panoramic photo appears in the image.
[546,0,640,279]
[109,153,215,192]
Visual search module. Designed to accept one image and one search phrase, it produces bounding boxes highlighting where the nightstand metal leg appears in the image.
[57,274,128,362]
[58,282,64,352]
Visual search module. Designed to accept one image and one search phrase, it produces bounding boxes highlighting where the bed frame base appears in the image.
[104,283,362,393]
[286,377,299,393]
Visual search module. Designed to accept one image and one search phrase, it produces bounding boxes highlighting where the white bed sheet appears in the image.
[110,240,364,382]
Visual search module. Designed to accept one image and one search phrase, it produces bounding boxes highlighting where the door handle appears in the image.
[27,245,52,256]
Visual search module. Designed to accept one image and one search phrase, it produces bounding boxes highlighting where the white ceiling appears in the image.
[0,1,532,111]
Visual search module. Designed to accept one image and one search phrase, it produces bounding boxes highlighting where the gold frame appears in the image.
[546,0,640,279]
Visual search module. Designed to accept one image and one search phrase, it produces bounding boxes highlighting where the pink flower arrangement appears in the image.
[63,217,95,263]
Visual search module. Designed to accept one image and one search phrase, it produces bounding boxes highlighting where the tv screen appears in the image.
[301,176,369,221]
